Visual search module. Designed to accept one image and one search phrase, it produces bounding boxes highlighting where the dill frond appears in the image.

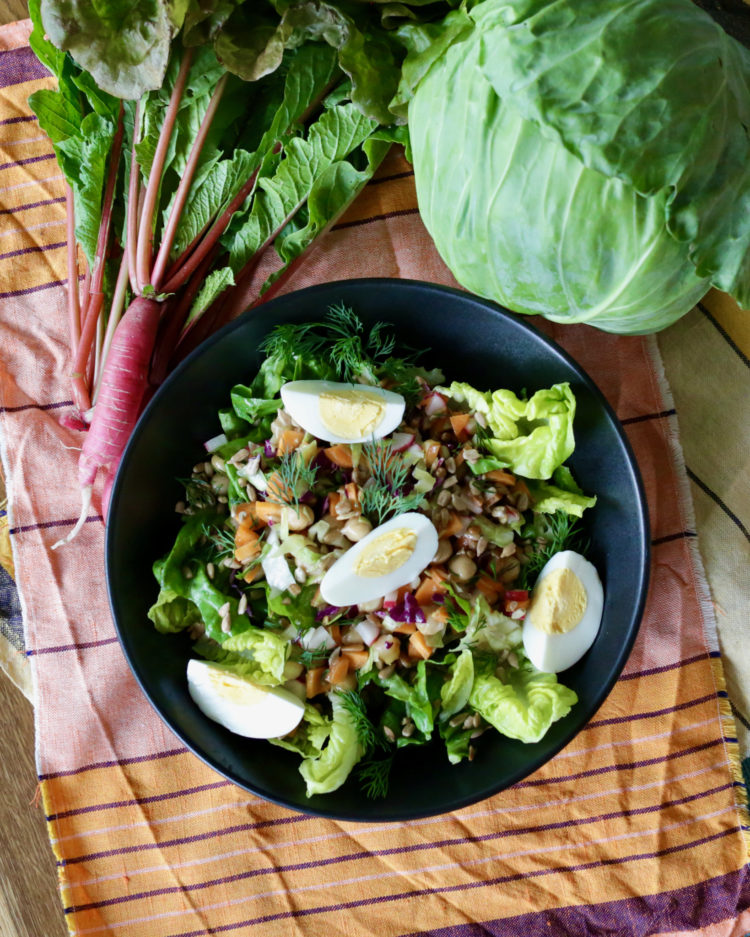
[264,450,318,508]
[359,439,425,525]
[520,511,588,589]
[324,304,395,383]
[358,755,394,800]
[336,688,382,753]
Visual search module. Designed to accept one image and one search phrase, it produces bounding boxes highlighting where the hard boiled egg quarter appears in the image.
[187,660,305,739]
[280,380,405,444]
[320,512,438,606]
[522,550,604,673]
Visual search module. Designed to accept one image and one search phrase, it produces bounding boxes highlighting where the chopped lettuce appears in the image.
[298,692,364,796]
[440,381,576,479]
[469,668,578,744]
[192,635,286,686]
[266,582,319,634]
[526,481,597,518]
[439,649,474,722]
[268,704,332,758]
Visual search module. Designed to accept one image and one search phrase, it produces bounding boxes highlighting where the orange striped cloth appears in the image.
[1,18,750,937]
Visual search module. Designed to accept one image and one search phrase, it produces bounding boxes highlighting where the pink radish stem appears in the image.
[52,296,163,548]
[64,182,81,351]
[136,51,193,292]
[150,73,228,292]
[127,101,141,294]
[93,250,130,402]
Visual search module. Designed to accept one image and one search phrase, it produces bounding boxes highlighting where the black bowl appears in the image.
[106,279,649,821]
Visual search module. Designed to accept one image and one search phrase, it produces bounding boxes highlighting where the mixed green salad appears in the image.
[149,306,600,798]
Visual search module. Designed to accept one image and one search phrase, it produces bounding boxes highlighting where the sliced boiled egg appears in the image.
[187,660,304,739]
[280,380,405,444]
[320,512,438,606]
[522,550,604,673]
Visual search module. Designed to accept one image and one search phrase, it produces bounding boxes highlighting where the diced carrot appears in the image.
[266,470,292,502]
[476,575,504,604]
[415,576,439,605]
[254,502,284,524]
[423,440,441,469]
[430,604,449,624]
[428,565,450,584]
[276,428,304,456]
[235,537,260,565]
[439,511,464,540]
[305,666,327,698]
[430,415,451,436]
[234,502,262,529]
[243,566,263,583]
[325,445,353,468]
[408,631,433,660]
[449,412,472,441]
[392,621,417,634]
[328,624,342,645]
[341,648,370,670]
[455,448,466,467]
[235,524,258,548]
[327,491,341,515]
[327,654,350,686]
[485,469,516,486]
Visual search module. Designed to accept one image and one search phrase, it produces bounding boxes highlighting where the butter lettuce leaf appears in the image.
[440,381,576,479]
[268,704,332,757]
[298,692,364,796]
[469,669,577,744]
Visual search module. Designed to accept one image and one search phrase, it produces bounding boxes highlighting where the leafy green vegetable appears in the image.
[408,3,724,334]
[441,381,576,479]
[469,667,577,744]
[439,648,474,722]
[298,692,364,796]
[40,0,185,98]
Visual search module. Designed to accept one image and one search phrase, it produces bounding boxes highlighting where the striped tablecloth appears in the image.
[1,16,749,937]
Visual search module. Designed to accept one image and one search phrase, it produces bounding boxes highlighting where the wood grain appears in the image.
[0,677,68,937]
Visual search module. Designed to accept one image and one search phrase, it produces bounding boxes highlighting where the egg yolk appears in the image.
[204,667,268,704]
[527,568,588,634]
[318,388,385,438]
[353,528,417,578]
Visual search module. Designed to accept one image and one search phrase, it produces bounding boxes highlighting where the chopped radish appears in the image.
[355,618,380,646]
[203,433,227,453]
[390,432,415,452]
[422,392,448,415]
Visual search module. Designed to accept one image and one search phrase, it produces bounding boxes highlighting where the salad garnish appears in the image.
[150,306,602,798]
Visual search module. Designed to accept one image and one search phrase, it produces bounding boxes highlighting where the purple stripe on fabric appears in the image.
[514,738,724,790]
[621,408,676,425]
[9,514,103,535]
[0,238,65,261]
[0,195,66,216]
[27,636,119,657]
[620,651,720,681]
[39,746,189,781]
[0,46,50,90]
[60,777,729,880]
[0,275,70,299]
[368,170,415,186]
[333,207,420,232]
[0,152,56,173]
[0,398,73,414]
[652,530,697,545]
[0,114,37,127]
[156,827,743,937]
[396,865,750,937]
[584,692,718,730]
[46,779,235,822]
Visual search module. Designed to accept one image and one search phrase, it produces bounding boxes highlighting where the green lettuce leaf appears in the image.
[298,692,364,795]
[439,648,474,722]
[441,381,576,479]
[148,589,203,634]
[268,703,332,757]
[469,668,577,744]
[192,633,287,685]
[266,582,319,633]
[526,481,596,519]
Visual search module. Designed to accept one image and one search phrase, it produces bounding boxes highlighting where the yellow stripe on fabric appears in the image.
[711,655,750,855]
[702,289,750,359]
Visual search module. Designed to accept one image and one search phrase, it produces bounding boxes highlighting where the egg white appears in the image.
[522,550,603,673]
[280,380,405,444]
[320,512,438,606]
[187,660,305,739]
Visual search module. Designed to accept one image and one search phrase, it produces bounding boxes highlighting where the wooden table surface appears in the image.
[0,5,68,937]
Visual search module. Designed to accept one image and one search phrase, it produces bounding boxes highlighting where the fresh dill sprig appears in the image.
[264,450,318,508]
[260,322,326,363]
[336,688,383,754]
[179,476,217,510]
[325,304,395,383]
[357,754,394,800]
[201,522,235,562]
[297,645,330,667]
[359,438,426,525]
[520,510,588,589]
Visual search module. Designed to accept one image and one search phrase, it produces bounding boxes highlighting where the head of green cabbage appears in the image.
[407,0,750,334]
